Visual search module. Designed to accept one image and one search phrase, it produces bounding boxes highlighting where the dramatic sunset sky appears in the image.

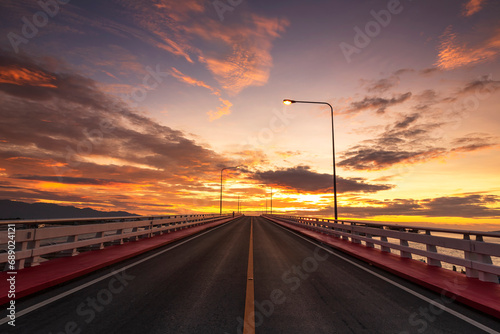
[1,0,499,229]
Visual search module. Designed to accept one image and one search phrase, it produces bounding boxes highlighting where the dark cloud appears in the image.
[339,148,446,171]
[363,76,400,93]
[0,184,103,204]
[292,194,500,219]
[360,68,415,94]
[0,52,110,109]
[338,102,498,171]
[343,92,412,115]
[394,68,415,76]
[340,130,498,171]
[419,195,500,218]
[11,175,133,185]
[252,166,393,194]
[0,50,232,175]
[419,67,440,76]
[450,133,497,152]
[339,112,446,170]
[410,76,500,112]
[0,50,237,210]
[412,89,440,111]
[458,75,500,95]
[394,113,420,129]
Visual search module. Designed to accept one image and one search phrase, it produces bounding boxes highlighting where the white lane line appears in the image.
[0,220,235,326]
[271,221,500,334]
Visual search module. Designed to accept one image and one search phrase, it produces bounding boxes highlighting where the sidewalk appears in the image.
[0,216,238,305]
[265,216,500,319]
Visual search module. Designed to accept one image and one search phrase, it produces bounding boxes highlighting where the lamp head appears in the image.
[283,99,295,105]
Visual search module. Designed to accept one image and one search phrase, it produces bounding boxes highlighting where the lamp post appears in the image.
[270,186,273,214]
[283,99,338,221]
[220,166,240,215]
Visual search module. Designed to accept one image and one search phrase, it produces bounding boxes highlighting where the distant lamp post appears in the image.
[282,99,338,220]
[220,166,241,215]
[270,186,273,214]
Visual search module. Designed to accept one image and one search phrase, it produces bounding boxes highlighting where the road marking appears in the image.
[270,220,500,334]
[243,217,255,334]
[0,220,236,326]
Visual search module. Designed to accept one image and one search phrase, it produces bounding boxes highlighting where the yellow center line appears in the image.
[243,217,255,334]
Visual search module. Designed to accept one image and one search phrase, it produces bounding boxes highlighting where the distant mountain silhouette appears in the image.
[0,200,137,220]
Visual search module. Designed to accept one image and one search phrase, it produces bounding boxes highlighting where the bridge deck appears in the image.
[1,216,499,333]
[265,216,500,319]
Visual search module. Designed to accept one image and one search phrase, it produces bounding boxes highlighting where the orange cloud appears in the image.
[275,151,302,159]
[116,1,288,95]
[154,34,194,63]
[435,26,500,69]
[170,67,233,120]
[462,0,486,16]
[98,83,135,94]
[170,67,215,91]
[207,97,232,121]
[121,2,200,63]
[0,65,56,88]
[153,0,204,21]
[199,15,289,95]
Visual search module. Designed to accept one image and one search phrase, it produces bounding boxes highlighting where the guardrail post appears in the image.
[365,234,375,248]
[425,231,441,267]
[116,229,124,244]
[149,221,153,238]
[463,234,479,278]
[351,225,361,244]
[65,235,79,256]
[399,229,412,259]
[8,232,31,269]
[96,232,104,249]
[473,235,498,283]
[341,224,349,241]
[380,236,391,253]
[131,227,139,241]
[26,233,43,267]
[400,239,412,259]
[331,223,341,238]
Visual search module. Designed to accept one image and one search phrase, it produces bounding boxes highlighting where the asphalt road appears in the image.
[1,216,499,334]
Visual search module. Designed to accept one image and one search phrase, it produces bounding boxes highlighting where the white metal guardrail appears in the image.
[0,213,238,270]
[265,214,500,283]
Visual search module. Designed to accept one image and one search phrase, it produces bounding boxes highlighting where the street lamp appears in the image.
[282,99,338,220]
[220,166,241,215]
[270,186,273,214]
